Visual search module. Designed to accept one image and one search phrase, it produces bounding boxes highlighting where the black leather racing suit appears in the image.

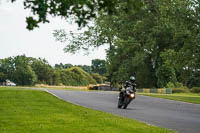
[119,80,136,99]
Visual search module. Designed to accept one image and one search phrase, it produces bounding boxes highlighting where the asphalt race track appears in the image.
[46,90,200,133]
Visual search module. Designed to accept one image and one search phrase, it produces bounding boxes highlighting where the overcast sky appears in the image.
[0,0,107,66]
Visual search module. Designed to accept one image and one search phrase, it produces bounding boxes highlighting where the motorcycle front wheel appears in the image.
[118,97,123,108]
[122,97,131,109]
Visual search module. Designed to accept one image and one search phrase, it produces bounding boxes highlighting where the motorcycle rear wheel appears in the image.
[118,98,123,108]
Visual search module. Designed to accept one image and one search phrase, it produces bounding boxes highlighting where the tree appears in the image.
[0,55,37,86]
[60,67,96,86]
[76,65,92,74]
[0,72,6,82]
[51,70,61,86]
[55,63,73,69]
[55,63,65,69]
[10,0,143,30]
[14,64,37,86]
[91,59,107,75]
[0,57,15,81]
[91,73,103,84]
[54,0,200,88]
[30,58,55,85]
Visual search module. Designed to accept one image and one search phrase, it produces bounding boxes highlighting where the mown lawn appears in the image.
[139,93,200,104]
[0,87,174,133]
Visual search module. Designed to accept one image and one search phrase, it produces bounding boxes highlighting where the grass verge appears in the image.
[0,87,174,133]
[139,93,200,104]
[0,85,86,91]
[35,84,87,90]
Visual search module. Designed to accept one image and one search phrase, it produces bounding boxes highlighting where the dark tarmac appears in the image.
[46,90,200,133]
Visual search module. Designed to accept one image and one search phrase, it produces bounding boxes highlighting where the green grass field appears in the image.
[139,93,200,104]
[0,87,174,133]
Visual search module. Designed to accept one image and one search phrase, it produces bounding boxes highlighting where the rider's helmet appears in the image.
[130,76,135,83]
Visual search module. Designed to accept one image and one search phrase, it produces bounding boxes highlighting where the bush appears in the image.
[175,82,184,88]
[166,82,184,88]
[91,73,103,84]
[167,82,189,93]
[172,88,188,93]
[191,87,200,93]
[60,67,96,86]
[166,82,175,88]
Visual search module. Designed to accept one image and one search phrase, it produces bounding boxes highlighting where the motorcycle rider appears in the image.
[119,76,136,99]
[124,76,136,91]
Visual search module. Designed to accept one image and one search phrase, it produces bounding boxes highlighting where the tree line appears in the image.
[0,55,106,86]
[4,0,200,89]
[54,0,200,89]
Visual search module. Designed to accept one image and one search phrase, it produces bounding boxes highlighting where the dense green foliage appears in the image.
[91,59,107,75]
[60,67,96,86]
[0,87,175,133]
[11,0,142,30]
[30,58,57,85]
[55,63,73,69]
[171,88,189,93]
[76,65,92,74]
[0,55,104,86]
[55,59,107,75]
[0,55,37,85]
[91,73,104,84]
[54,0,200,89]
[191,87,200,93]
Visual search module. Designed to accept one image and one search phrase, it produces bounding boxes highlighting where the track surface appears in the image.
[46,90,200,133]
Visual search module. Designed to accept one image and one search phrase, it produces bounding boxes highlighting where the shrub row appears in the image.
[190,87,200,93]
[172,88,189,93]
[60,67,97,86]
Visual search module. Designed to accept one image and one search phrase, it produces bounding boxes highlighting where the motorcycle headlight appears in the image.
[130,93,135,98]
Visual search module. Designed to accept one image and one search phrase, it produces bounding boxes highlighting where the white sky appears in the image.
[0,0,108,66]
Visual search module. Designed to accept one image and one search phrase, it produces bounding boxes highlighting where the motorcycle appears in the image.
[118,85,136,109]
